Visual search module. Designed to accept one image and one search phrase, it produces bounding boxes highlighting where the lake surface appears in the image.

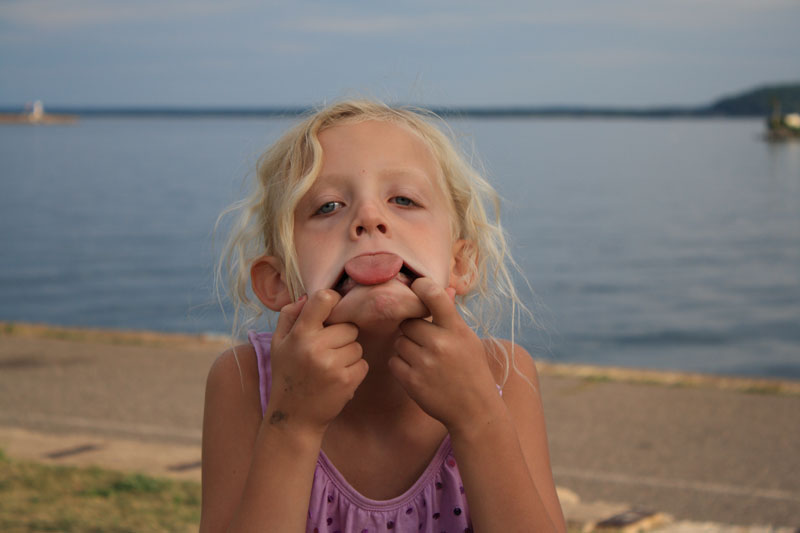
[1,116,798,379]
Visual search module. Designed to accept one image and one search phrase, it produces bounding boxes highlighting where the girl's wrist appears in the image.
[447,396,510,445]
[261,408,327,451]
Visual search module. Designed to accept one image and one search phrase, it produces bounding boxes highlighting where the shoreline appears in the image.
[3,320,798,395]
[0,112,78,125]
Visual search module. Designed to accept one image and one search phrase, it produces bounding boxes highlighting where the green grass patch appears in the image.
[742,383,785,395]
[0,449,200,532]
[581,374,613,384]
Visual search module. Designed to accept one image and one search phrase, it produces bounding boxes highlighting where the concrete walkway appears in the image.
[1,323,798,531]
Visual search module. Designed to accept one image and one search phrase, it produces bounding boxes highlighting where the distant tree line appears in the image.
[707,83,800,116]
[3,82,798,118]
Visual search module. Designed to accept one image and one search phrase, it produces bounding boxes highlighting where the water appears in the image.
[1,117,798,379]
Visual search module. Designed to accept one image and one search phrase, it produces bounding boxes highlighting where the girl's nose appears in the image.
[351,202,389,238]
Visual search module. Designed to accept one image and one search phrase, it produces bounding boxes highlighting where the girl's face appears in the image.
[293,119,463,329]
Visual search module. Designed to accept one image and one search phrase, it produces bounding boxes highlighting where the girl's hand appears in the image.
[266,290,368,437]
[389,278,503,436]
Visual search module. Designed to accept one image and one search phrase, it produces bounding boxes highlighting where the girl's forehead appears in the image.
[316,120,444,183]
[319,119,427,149]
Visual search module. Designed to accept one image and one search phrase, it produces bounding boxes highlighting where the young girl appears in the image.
[201,100,565,533]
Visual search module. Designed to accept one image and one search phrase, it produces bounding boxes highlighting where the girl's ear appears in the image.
[251,255,293,311]
[449,239,476,295]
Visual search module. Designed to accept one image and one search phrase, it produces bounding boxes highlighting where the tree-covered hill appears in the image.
[707,82,800,116]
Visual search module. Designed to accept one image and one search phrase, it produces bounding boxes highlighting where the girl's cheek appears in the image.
[299,272,322,293]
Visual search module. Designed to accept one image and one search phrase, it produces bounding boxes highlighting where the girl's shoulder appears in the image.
[482,339,540,387]
[482,339,543,411]
[207,342,258,380]
[205,343,262,419]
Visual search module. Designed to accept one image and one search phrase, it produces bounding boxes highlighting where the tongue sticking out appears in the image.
[344,253,404,286]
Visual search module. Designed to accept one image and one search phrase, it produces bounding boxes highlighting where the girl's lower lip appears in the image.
[336,270,414,297]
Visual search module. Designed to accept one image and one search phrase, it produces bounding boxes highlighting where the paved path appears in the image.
[539,370,800,528]
[1,326,798,530]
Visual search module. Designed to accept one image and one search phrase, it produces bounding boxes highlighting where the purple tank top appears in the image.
[249,331,473,533]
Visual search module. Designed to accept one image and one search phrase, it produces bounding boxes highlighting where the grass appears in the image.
[741,383,785,395]
[533,361,800,396]
[0,448,200,532]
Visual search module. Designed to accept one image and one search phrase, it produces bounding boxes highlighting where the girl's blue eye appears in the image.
[316,201,341,215]
[392,196,415,207]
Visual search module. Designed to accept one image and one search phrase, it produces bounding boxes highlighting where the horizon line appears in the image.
[0,103,767,118]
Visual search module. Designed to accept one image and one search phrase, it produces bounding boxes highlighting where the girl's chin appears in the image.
[324,282,428,329]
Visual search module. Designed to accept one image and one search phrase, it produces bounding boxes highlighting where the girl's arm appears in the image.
[200,291,368,532]
[200,345,323,533]
[390,279,566,533]
[450,341,566,533]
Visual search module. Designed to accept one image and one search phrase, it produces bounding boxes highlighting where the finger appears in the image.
[393,334,426,365]
[336,359,369,399]
[272,295,307,341]
[294,289,341,331]
[344,358,369,389]
[331,340,363,366]
[409,278,460,328]
[319,322,359,349]
[387,354,413,386]
[398,318,434,346]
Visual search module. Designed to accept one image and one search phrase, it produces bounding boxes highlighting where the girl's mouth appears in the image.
[332,262,420,297]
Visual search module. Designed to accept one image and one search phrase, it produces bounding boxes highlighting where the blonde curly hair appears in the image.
[216,99,533,385]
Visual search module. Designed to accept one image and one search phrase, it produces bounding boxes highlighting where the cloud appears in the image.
[289,12,490,35]
[0,0,257,29]
[526,0,800,30]
[4,0,796,35]
[288,0,800,36]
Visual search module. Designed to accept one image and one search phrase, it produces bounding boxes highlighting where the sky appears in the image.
[1,0,798,108]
